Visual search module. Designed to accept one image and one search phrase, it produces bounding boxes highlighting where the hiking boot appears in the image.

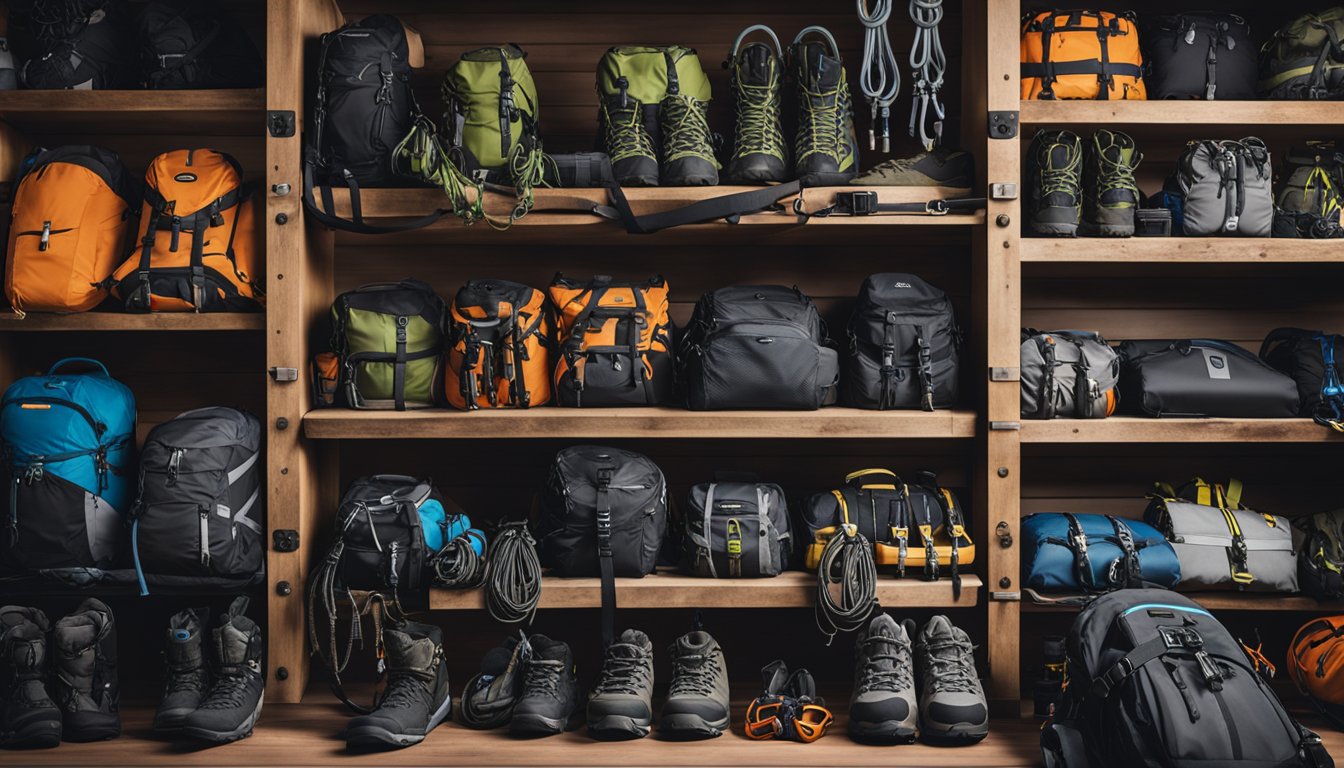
[849,613,918,743]
[509,634,578,737]
[1027,130,1083,236]
[914,615,989,745]
[180,597,264,744]
[600,94,659,186]
[660,94,719,186]
[724,29,788,184]
[1083,129,1142,237]
[658,630,730,740]
[461,633,531,730]
[153,608,209,733]
[587,629,654,741]
[791,30,859,186]
[0,606,60,749]
[51,599,119,742]
[850,148,975,190]
[346,621,451,751]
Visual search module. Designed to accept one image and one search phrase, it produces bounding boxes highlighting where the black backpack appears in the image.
[1041,589,1332,768]
[679,479,791,578]
[842,273,960,410]
[1261,327,1344,430]
[15,0,132,89]
[679,285,839,411]
[1143,14,1256,100]
[134,1,262,89]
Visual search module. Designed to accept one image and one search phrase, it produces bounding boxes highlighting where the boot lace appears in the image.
[731,67,784,160]
[164,666,206,696]
[796,84,844,163]
[661,95,718,165]
[857,635,913,694]
[376,668,433,710]
[523,659,565,700]
[197,668,253,711]
[592,647,652,696]
[601,100,656,164]
[1096,140,1141,198]
[1039,138,1082,200]
[668,652,720,697]
[924,640,978,694]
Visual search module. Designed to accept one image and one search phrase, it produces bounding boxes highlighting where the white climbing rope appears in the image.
[909,0,946,150]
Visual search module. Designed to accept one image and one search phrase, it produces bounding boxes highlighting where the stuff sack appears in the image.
[319,279,445,411]
[680,480,790,578]
[1261,327,1344,429]
[1144,478,1298,592]
[1021,10,1146,100]
[842,273,960,410]
[134,1,262,89]
[1022,513,1180,593]
[1143,13,1256,100]
[445,279,551,410]
[16,0,132,89]
[5,145,135,315]
[1164,138,1273,236]
[1259,8,1344,100]
[679,285,838,411]
[0,358,135,573]
[1290,616,1344,727]
[1296,510,1344,601]
[1117,338,1300,418]
[1020,329,1119,419]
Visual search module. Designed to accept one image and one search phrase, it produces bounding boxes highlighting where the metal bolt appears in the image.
[271,183,291,196]
[997,467,1010,478]
[276,581,292,597]
[276,667,289,681]
[1003,240,1011,249]
[996,214,1011,227]
[276,417,290,431]
[999,577,1012,588]
[275,212,289,225]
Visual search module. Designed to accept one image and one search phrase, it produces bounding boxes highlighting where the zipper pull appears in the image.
[23,463,43,485]
[617,76,629,108]
[198,507,211,567]
[170,216,181,252]
[167,448,183,485]
[39,221,51,252]
[388,541,400,588]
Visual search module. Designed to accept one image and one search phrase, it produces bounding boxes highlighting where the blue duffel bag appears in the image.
[1023,513,1180,593]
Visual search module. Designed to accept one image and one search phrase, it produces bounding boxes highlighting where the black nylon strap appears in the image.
[1021,62,1143,78]
[1063,512,1096,591]
[394,316,408,411]
[302,156,450,235]
[1070,338,1093,418]
[1092,635,1170,698]
[596,467,616,648]
[1037,336,1058,419]
[1106,516,1143,588]
[604,180,801,234]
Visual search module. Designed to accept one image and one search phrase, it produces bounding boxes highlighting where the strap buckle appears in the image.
[926,199,950,215]
[841,190,878,216]
[1092,657,1133,698]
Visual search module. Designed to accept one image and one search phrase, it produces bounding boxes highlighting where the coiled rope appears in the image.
[484,522,541,625]
[431,533,487,589]
[909,0,946,150]
[814,526,879,645]
[856,0,901,153]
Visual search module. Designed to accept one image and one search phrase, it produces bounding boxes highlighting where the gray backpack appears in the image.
[1165,138,1273,236]
[680,480,790,577]
[1021,330,1119,419]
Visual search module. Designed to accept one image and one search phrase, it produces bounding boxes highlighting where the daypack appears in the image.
[1290,616,1344,727]
[1259,8,1344,100]
[1261,327,1344,430]
[133,1,262,89]
[1041,589,1331,768]
[1021,513,1180,594]
[445,279,552,410]
[679,285,839,411]
[842,273,960,410]
[1020,330,1119,419]
[680,480,790,578]
[128,407,262,593]
[1143,14,1256,100]
[1117,339,1300,418]
[1164,138,1273,236]
[109,148,262,312]
[5,145,136,315]
[1274,143,1344,239]
[548,274,674,407]
[0,358,135,573]
[1021,11,1146,100]
[16,0,132,89]
[1297,510,1344,601]
[318,280,445,411]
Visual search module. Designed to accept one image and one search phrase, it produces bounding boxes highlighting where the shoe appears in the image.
[660,93,720,186]
[460,633,531,730]
[346,621,452,751]
[0,606,61,749]
[180,597,264,744]
[1083,129,1142,237]
[790,28,859,186]
[850,148,975,191]
[51,599,119,742]
[600,95,659,186]
[587,629,654,740]
[153,608,209,733]
[1026,130,1083,236]
[724,28,788,184]
[509,634,578,737]
[848,613,918,743]
[914,615,989,745]
[658,630,730,740]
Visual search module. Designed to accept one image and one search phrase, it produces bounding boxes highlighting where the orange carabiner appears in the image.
[793,703,834,742]
[745,696,785,740]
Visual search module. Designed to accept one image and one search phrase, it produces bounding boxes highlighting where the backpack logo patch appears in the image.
[893,282,912,288]
[174,172,198,183]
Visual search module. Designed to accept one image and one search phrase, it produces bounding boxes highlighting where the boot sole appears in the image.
[1030,221,1079,237]
[62,723,121,743]
[345,692,453,751]
[919,718,989,746]
[1,720,62,749]
[181,692,263,745]
[587,714,652,741]
[153,708,195,735]
[509,712,571,737]
[849,719,918,743]
[657,712,730,740]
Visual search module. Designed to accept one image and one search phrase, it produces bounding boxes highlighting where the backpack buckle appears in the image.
[840,190,878,215]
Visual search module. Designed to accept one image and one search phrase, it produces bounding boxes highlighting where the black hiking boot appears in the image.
[1083,129,1142,237]
[509,634,578,737]
[724,29,788,184]
[460,633,531,730]
[346,622,451,751]
[848,613,918,743]
[180,597,264,744]
[851,147,975,190]
[153,608,209,733]
[587,629,654,740]
[1026,130,1083,236]
[660,93,720,186]
[790,30,859,186]
[658,630,730,740]
[51,599,119,743]
[601,95,659,187]
[915,615,989,745]
[0,606,60,749]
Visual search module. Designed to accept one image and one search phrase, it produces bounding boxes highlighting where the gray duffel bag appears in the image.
[1021,329,1120,419]
[1165,138,1273,236]
[1144,478,1298,592]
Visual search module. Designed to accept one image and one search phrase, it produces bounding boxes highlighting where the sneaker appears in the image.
[0,606,61,749]
[790,29,859,186]
[850,148,975,191]
[509,635,578,737]
[587,629,654,740]
[460,633,531,730]
[51,599,119,742]
[1026,130,1083,236]
[658,630,730,740]
[153,608,209,733]
[346,622,452,750]
[914,615,989,745]
[600,94,660,187]
[724,28,788,184]
[1083,129,1142,237]
[180,597,264,744]
[848,613,918,743]
[660,94,720,186]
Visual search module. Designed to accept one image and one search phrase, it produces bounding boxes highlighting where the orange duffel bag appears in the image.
[1289,615,1344,723]
[1021,10,1147,100]
[445,279,553,410]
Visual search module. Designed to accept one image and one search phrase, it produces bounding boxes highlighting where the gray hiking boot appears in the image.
[724,28,788,184]
[509,634,578,737]
[346,622,451,751]
[658,630,730,740]
[587,629,654,740]
[51,599,119,743]
[849,613,918,743]
[791,29,859,186]
[851,148,975,189]
[1027,130,1084,236]
[660,94,720,186]
[153,608,209,733]
[0,606,61,749]
[601,94,660,187]
[461,633,531,730]
[914,615,988,745]
[1083,129,1142,237]
[180,597,264,744]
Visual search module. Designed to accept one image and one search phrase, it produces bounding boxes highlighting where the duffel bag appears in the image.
[1021,10,1146,100]
[1260,8,1344,100]
[680,479,790,578]
[1022,513,1180,594]
[1117,338,1300,418]
[842,273,960,410]
[1020,329,1119,419]
[1290,616,1344,728]
[1297,510,1344,600]
[1144,478,1298,592]
[1261,327,1344,429]
[445,279,552,410]
[1143,13,1255,100]
[1164,138,1273,236]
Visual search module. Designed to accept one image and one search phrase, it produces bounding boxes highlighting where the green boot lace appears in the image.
[1090,129,1141,210]
[660,95,720,167]
[729,56,785,164]
[601,98,656,166]
[796,73,855,170]
[1037,131,1083,206]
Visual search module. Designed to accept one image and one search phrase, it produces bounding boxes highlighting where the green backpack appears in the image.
[1259,8,1344,99]
[324,280,446,411]
[1275,142,1344,238]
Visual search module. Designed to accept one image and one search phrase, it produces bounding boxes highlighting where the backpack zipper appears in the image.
[5,396,108,437]
[198,505,211,567]
[167,448,184,486]
[15,223,72,252]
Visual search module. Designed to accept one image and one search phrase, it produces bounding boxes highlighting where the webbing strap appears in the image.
[604,180,802,234]
[596,467,616,648]
[1063,512,1096,591]
[393,316,408,412]
[1106,516,1142,588]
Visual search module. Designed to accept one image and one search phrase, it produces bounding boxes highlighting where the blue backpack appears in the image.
[1,358,136,572]
[1023,513,1181,596]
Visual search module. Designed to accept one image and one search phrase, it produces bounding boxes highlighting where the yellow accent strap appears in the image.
[918,524,934,543]
[1226,478,1243,510]
[1195,478,1212,507]
[831,490,850,527]
[844,468,898,484]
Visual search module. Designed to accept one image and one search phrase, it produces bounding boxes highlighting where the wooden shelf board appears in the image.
[0,312,263,331]
[0,89,267,135]
[1024,592,1343,613]
[302,407,979,440]
[1022,237,1344,264]
[1020,100,1344,126]
[1020,417,1341,444]
[432,571,981,610]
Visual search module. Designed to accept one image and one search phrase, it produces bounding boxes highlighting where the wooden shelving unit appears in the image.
[1021,238,1344,264]
[1024,593,1344,613]
[1020,100,1344,127]
[0,313,265,331]
[1020,417,1341,444]
[0,89,266,135]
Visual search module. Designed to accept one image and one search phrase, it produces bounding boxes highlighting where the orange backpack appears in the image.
[5,146,136,315]
[110,149,262,311]
[1021,10,1147,100]
[548,274,674,407]
[1289,616,1344,715]
[446,279,553,410]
